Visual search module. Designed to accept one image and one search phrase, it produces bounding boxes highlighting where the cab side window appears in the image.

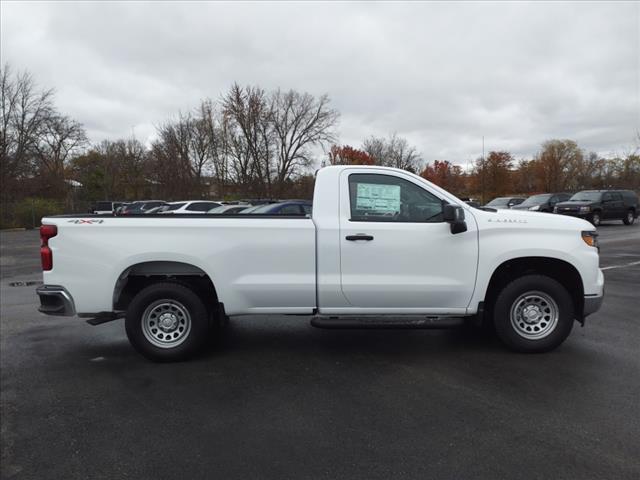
[348,173,444,223]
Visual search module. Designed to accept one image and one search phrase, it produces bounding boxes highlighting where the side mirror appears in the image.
[443,204,467,234]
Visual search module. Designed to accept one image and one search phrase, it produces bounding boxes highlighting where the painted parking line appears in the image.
[601,261,640,271]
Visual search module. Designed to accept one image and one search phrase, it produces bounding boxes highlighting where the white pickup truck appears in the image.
[38,165,604,361]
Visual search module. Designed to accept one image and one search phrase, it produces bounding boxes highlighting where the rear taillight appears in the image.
[40,224,57,271]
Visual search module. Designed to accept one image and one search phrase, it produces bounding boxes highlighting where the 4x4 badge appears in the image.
[67,219,104,224]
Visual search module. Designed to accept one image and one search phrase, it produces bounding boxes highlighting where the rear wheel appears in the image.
[125,282,210,361]
[493,275,574,353]
[623,209,635,225]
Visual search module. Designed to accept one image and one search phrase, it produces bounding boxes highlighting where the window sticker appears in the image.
[356,183,401,213]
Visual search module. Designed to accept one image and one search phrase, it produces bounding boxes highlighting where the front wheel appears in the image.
[588,211,601,227]
[493,275,574,353]
[125,282,210,362]
[623,209,635,225]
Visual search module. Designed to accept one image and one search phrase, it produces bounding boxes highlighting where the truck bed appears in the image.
[42,215,317,315]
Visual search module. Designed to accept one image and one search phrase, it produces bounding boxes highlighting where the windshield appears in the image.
[520,194,552,206]
[569,191,602,202]
[485,197,510,206]
[165,202,186,211]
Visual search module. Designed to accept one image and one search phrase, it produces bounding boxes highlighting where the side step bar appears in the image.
[79,312,124,325]
[310,316,466,330]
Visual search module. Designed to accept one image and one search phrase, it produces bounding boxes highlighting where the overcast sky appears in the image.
[2,1,639,167]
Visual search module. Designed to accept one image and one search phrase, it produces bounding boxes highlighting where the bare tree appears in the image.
[363,133,422,172]
[114,137,148,199]
[270,89,339,187]
[361,136,386,164]
[222,84,275,195]
[33,114,87,196]
[199,99,230,196]
[0,64,55,200]
[151,115,195,199]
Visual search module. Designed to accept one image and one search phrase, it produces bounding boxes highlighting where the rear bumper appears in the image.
[37,285,76,316]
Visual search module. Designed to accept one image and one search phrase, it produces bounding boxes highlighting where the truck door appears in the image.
[338,170,479,313]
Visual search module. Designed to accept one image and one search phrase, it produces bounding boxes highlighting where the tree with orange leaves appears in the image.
[327,145,375,166]
[420,160,466,195]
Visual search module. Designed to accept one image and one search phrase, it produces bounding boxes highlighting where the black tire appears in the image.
[588,211,601,227]
[492,275,574,353]
[623,209,635,225]
[125,282,210,362]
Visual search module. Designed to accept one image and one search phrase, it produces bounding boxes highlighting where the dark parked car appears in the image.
[120,200,167,215]
[114,203,130,215]
[247,201,312,215]
[484,196,526,210]
[511,193,572,212]
[554,190,639,226]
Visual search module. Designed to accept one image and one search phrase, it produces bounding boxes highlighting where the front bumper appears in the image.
[583,294,604,317]
[556,211,589,219]
[37,285,76,316]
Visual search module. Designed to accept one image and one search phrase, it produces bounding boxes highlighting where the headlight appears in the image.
[579,206,591,213]
[528,205,540,211]
[581,231,599,248]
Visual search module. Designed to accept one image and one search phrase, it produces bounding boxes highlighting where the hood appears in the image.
[470,205,593,231]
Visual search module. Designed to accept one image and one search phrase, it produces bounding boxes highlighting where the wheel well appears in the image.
[113,261,218,312]
[484,257,584,318]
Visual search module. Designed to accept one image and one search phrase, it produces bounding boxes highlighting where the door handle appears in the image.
[345,234,374,241]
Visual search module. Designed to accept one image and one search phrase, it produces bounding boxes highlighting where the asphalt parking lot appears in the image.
[1,223,639,480]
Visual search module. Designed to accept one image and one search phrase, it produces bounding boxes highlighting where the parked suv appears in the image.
[554,190,639,226]
[512,193,572,212]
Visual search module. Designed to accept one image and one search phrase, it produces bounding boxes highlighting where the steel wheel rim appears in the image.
[141,299,191,349]
[592,213,600,225]
[510,291,559,340]
[627,212,634,223]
